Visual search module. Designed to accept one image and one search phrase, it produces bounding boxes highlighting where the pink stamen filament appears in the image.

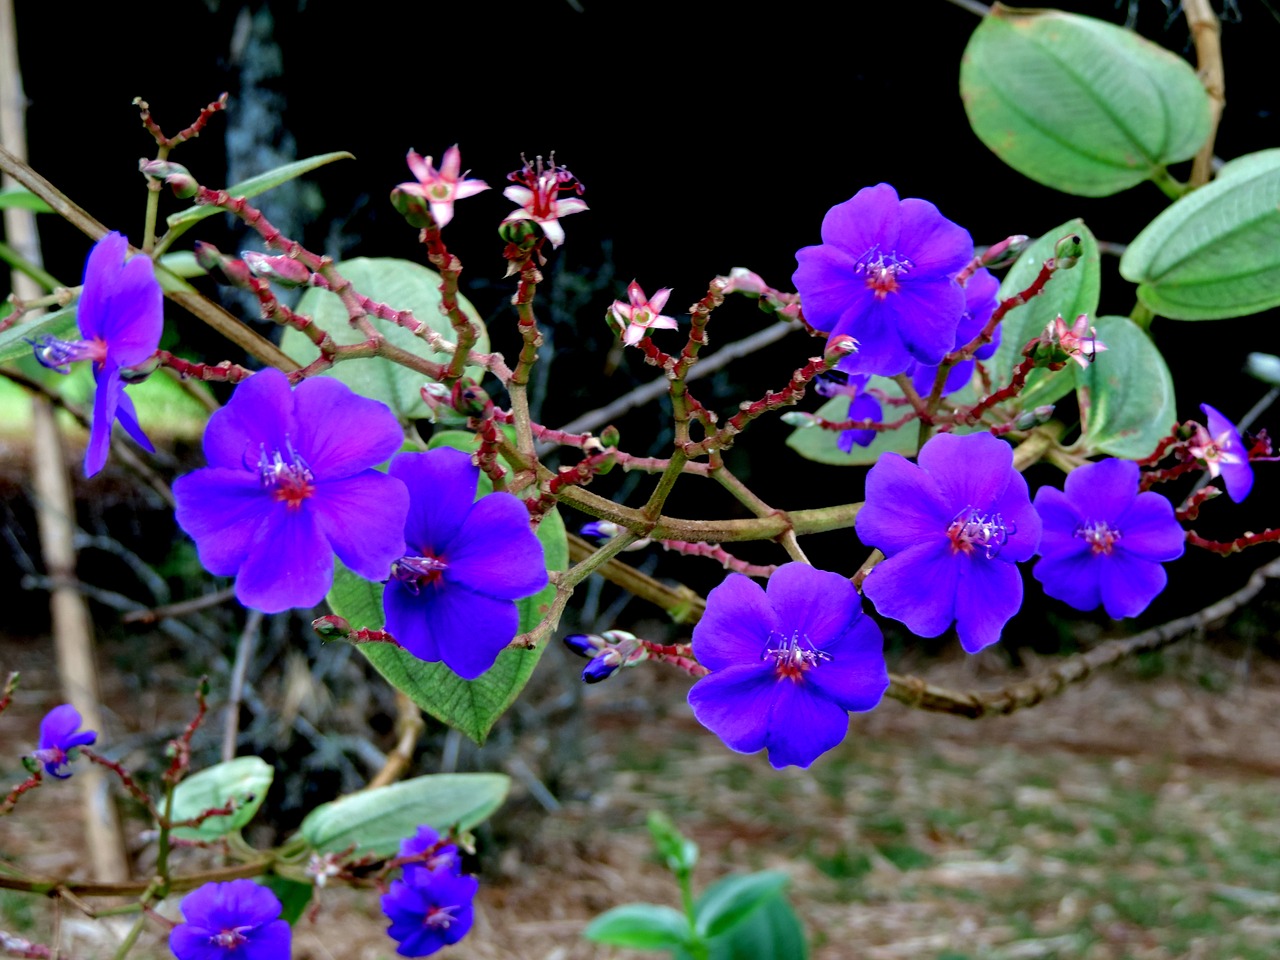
[392,553,449,594]
[855,245,913,300]
[257,439,315,510]
[424,904,460,929]
[947,507,1012,559]
[761,630,831,682]
[1074,520,1122,555]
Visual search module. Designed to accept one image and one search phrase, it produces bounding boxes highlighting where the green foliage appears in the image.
[259,876,313,926]
[0,305,77,364]
[692,871,789,939]
[960,6,1210,196]
[583,904,693,951]
[649,811,700,875]
[284,257,488,421]
[296,772,509,857]
[678,889,808,960]
[1074,315,1176,458]
[0,187,53,213]
[990,219,1100,410]
[1121,149,1280,319]
[163,151,354,239]
[170,756,273,841]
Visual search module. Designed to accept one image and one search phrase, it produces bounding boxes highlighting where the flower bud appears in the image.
[582,651,623,683]
[780,411,816,428]
[562,633,601,658]
[138,159,191,181]
[1247,352,1280,386]
[1013,404,1055,430]
[1052,233,1084,270]
[312,615,352,640]
[979,235,1030,270]
[193,242,254,288]
[451,379,492,418]
[390,186,434,229]
[721,267,767,297]
[117,354,161,384]
[498,218,543,247]
[600,425,621,448]
[242,251,312,287]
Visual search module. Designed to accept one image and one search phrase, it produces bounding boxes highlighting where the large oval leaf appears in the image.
[960,6,1210,196]
[297,772,509,856]
[583,904,693,951]
[1075,315,1176,458]
[284,258,488,421]
[1120,149,1280,319]
[989,219,1100,410]
[170,756,273,841]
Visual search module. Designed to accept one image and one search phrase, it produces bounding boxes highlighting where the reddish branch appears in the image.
[136,93,228,149]
[156,352,254,384]
[1187,528,1280,556]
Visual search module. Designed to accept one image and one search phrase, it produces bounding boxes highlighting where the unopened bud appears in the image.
[825,335,859,362]
[979,235,1030,270]
[582,653,621,683]
[780,411,816,428]
[390,186,434,229]
[117,354,161,384]
[1013,404,1055,430]
[193,242,254,288]
[242,251,312,287]
[139,159,190,181]
[721,267,768,297]
[562,633,600,658]
[1052,233,1084,270]
[312,615,352,640]
[600,425,621,448]
[498,218,543,247]
[451,379,492,418]
[1247,352,1280,386]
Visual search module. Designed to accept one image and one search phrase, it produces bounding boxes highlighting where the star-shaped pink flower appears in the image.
[395,146,489,228]
[609,280,677,346]
[501,155,588,248]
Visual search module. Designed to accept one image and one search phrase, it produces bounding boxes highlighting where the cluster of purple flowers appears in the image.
[381,825,478,957]
[172,373,546,679]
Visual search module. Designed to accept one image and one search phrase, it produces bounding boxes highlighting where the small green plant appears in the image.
[582,812,807,960]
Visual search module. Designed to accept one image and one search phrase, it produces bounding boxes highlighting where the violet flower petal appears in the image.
[390,449,478,554]
[954,557,1024,654]
[686,666,777,755]
[443,493,547,599]
[762,678,853,769]
[85,360,123,478]
[855,452,951,555]
[311,472,409,581]
[766,563,859,648]
[804,617,892,713]
[292,376,405,479]
[862,540,959,638]
[201,368,296,470]
[383,581,443,664]
[173,469,275,576]
[234,505,333,613]
[1116,494,1186,562]
[688,573,778,672]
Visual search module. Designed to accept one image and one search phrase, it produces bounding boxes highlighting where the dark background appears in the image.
[10,0,1280,637]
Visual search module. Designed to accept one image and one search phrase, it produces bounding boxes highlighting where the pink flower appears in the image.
[1044,314,1107,369]
[395,146,489,228]
[609,281,678,346]
[501,155,588,248]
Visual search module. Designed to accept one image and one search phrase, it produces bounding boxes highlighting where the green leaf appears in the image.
[0,187,53,213]
[0,305,78,364]
[1119,149,1280,319]
[989,219,1100,410]
[960,6,1210,196]
[675,891,808,960]
[170,756,273,841]
[297,772,509,857]
[163,151,354,238]
[694,871,790,940]
[283,258,489,421]
[786,376,983,466]
[158,251,206,278]
[583,903,693,950]
[259,876,313,925]
[1075,315,1176,458]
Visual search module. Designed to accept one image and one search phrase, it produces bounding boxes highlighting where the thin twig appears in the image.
[1184,0,1225,188]
[221,610,261,763]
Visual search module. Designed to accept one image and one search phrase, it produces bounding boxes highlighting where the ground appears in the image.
[4,632,1280,960]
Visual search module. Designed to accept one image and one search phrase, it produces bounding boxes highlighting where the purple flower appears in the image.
[397,825,460,878]
[1189,404,1253,503]
[29,232,163,477]
[173,368,410,614]
[382,868,478,957]
[908,267,1001,397]
[169,880,290,960]
[687,563,889,769]
[793,184,973,377]
[1032,459,1185,618]
[857,432,1042,654]
[32,704,96,779]
[816,367,883,452]
[383,449,548,680]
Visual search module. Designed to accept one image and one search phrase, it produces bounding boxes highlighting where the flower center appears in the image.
[424,904,461,930]
[947,506,1013,559]
[32,746,66,768]
[855,245,913,300]
[257,439,315,510]
[209,926,253,950]
[760,630,831,682]
[27,335,108,374]
[1074,520,1122,555]
[391,552,449,594]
